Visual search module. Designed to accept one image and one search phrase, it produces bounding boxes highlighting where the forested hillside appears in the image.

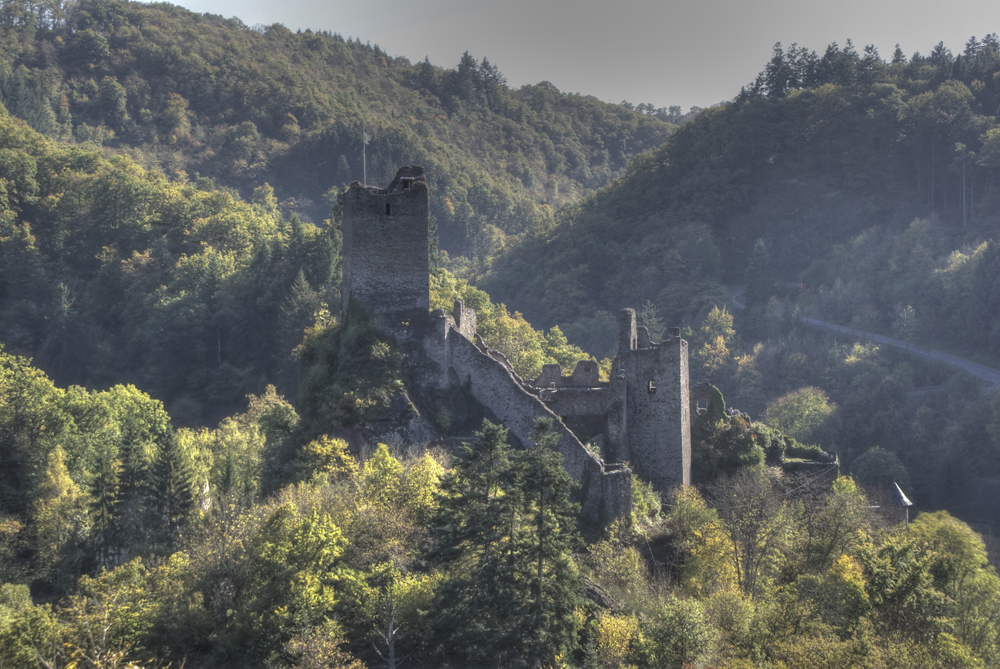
[4,343,1000,668]
[0,0,674,259]
[0,111,340,421]
[480,36,1000,536]
[483,38,1000,356]
[3,2,1000,664]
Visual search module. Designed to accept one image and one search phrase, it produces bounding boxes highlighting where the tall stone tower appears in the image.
[341,165,429,323]
[614,309,691,490]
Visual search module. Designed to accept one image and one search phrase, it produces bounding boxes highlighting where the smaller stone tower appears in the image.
[614,309,691,490]
[341,166,429,323]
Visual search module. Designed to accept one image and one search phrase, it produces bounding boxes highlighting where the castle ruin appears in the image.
[341,166,691,524]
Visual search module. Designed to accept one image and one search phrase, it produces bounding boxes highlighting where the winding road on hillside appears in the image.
[726,286,1000,386]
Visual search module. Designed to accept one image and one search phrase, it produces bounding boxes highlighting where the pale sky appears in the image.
[163,0,994,112]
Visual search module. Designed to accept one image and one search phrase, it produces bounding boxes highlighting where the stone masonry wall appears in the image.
[454,299,477,340]
[616,311,691,491]
[531,360,602,388]
[445,329,631,524]
[537,387,612,445]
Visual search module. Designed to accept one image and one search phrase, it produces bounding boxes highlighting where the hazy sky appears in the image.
[165,0,992,112]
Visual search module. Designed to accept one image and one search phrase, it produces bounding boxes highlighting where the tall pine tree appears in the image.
[517,418,583,666]
[429,419,582,667]
[150,434,198,548]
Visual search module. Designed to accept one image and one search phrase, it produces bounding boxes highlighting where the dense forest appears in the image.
[2,0,1000,665]
[0,0,676,259]
[3,343,1000,668]
[483,37,1000,349]
[478,36,1000,531]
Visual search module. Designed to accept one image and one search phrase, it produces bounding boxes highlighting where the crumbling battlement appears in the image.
[532,360,603,388]
[434,306,630,523]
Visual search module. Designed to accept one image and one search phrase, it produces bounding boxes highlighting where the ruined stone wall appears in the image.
[342,166,429,320]
[454,299,477,340]
[604,373,628,464]
[531,360,602,388]
[339,165,634,525]
[616,311,691,491]
[537,387,612,445]
[445,329,630,524]
[538,388,611,421]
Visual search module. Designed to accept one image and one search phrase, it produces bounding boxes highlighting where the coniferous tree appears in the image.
[429,420,522,667]
[764,43,795,97]
[516,418,583,665]
[418,56,437,94]
[277,269,319,390]
[88,447,121,569]
[150,435,197,548]
[429,419,582,667]
[892,44,907,64]
[637,300,666,342]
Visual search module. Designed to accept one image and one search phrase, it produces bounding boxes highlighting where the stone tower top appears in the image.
[341,165,429,322]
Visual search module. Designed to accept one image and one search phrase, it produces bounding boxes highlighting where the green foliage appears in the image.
[431,267,590,378]
[0,0,673,269]
[705,386,727,423]
[482,214,726,356]
[400,452,445,525]
[744,239,774,308]
[0,583,60,668]
[208,417,267,499]
[794,476,874,574]
[0,342,69,516]
[636,300,665,342]
[429,420,582,667]
[791,553,872,633]
[687,307,737,381]
[0,515,22,583]
[482,35,1000,366]
[218,503,351,665]
[3,22,1000,669]
[851,446,911,494]
[708,467,790,596]
[630,475,662,524]
[150,434,199,547]
[910,511,1000,664]
[855,529,949,642]
[765,386,837,445]
[282,619,365,669]
[295,435,359,483]
[691,417,769,482]
[31,445,87,589]
[0,110,339,422]
[630,595,717,669]
[361,444,404,512]
[296,303,404,435]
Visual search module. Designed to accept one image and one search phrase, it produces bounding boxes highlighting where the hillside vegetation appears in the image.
[2,5,1000,665]
[479,36,1000,533]
[0,0,674,260]
[4,344,1000,668]
[483,38,1000,357]
[0,110,340,421]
